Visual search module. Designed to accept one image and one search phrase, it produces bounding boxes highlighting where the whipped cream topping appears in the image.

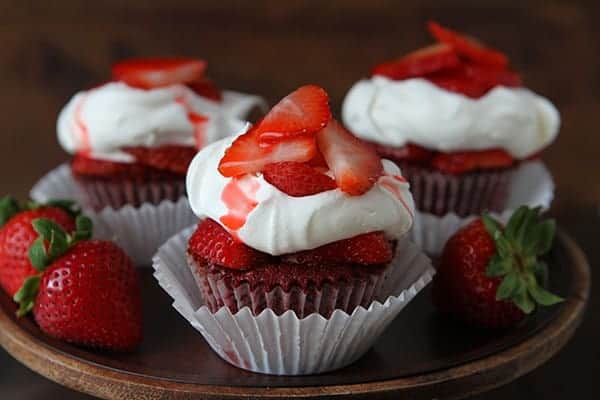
[57,82,266,162]
[186,134,415,255]
[342,77,560,159]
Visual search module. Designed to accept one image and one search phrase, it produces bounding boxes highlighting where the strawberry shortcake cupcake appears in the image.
[342,22,560,217]
[57,58,265,210]
[185,85,416,317]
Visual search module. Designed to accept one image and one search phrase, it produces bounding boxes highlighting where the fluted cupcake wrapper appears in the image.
[397,163,513,217]
[30,164,198,266]
[408,161,554,256]
[72,176,186,210]
[153,226,435,375]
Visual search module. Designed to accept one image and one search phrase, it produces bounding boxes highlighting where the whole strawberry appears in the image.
[0,197,77,297]
[14,216,142,351]
[433,206,563,329]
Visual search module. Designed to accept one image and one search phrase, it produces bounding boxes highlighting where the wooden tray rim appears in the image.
[0,231,590,399]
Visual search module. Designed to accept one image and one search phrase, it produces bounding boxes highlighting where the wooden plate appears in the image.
[0,230,589,399]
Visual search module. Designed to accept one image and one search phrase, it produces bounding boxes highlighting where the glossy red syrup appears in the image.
[380,175,414,219]
[73,95,92,155]
[219,176,260,237]
[390,174,407,183]
[175,93,208,149]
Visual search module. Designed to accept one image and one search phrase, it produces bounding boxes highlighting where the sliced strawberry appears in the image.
[496,68,522,87]
[427,21,508,68]
[218,127,317,177]
[124,145,197,175]
[371,43,461,80]
[460,63,521,90]
[307,149,329,171]
[283,231,393,265]
[372,142,434,163]
[316,120,383,196]
[188,77,223,102]
[112,58,206,89]
[426,62,521,98]
[262,162,336,197]
[255,85,331,143]
[427,72,489,98]
[431,149,515,174]
[188,218,269,270]
[71,153,145,177]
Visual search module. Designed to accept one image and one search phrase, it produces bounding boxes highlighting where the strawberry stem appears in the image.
[1,197,81,228]
[13,275,42,317]
[483,206,563,314]
[14,213,93,318]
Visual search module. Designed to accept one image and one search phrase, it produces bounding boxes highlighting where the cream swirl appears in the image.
[57,82,266,162]
[186,134,415,255]
[342,77,560,159]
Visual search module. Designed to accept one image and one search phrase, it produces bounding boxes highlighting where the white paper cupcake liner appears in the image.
[30,164,198,266]
[408,161,554,256]
[398,162,512,217]
[153,226,435,375]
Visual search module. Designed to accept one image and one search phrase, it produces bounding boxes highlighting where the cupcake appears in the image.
[57,58,266,211]
[342,22,560,217]
[185,85,415,318]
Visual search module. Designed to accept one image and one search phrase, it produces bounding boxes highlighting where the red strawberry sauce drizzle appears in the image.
[218,170,412,243]
[380,174,414,219]
[73,94,92,156]
[71,84,209,156]
[174,90,209,149]
[219,176,260,239]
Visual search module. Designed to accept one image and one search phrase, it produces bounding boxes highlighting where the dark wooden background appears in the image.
[0,1,597,398]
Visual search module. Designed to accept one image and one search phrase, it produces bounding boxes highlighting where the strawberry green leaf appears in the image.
[13,275,41,317]
[45,199,81,217]
[73,215,93,241]
[16,300,35,317]
[482,213,503,240]
[496,272,518,300]
[483,207,560,315]
[533,261,549,286]
[515,206,541,244]
[530,219,556,255]
[32,218,68,243]
[513,288,535,314]
[494,235,512,258]
[28,236,48,271]
[25,201,41,210]
[48,229,69,260]
[505,205,529,241]
[0,196,20,227]
[527,283,563,306]
[486,254,511,277]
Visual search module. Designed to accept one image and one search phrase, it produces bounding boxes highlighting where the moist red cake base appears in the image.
[372,144,513,217]
[188,255,391,318]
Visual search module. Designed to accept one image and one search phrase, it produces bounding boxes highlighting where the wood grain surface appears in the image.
[0,1,598,399]
[0,0,598,209]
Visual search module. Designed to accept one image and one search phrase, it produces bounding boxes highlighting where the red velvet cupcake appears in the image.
[70,145,194,210]
[188,220,393,318]
[185,86,415,317]
[342,22,560,217]
[57,58,265,210]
